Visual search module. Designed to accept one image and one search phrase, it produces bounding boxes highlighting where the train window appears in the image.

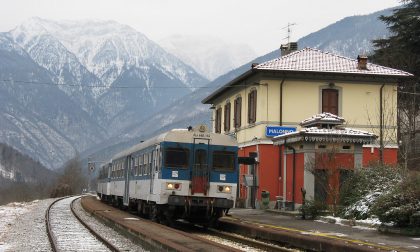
[213,151,235,171]
[139,155,143,176]
[165,148,189,168]
[144,154,148,175]
[149,152,153,174]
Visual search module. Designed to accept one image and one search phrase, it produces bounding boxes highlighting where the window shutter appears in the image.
[322,89,339,115]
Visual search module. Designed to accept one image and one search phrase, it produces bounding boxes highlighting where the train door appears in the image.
[149,145,160,195]
[192,138,210,195]
[123,155,131,206]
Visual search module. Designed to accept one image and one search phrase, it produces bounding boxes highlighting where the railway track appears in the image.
[174,220,297,251]
[45,196,120,252]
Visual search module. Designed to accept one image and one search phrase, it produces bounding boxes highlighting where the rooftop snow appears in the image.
[255,48,413,77]
[300,112,345,127]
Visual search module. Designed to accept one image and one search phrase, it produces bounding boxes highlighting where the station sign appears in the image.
[265,126,297,137]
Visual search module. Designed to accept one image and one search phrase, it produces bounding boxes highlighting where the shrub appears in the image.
[339,164,403,219]
[371,173,420,227]
[300,198,327,219]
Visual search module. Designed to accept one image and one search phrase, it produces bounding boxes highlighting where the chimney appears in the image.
[280,42,298,56]
[357,55,368,70]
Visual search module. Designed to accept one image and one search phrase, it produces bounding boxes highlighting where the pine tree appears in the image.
[372,0,420,170]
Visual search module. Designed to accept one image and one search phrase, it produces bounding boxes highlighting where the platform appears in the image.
[225,208,420,251]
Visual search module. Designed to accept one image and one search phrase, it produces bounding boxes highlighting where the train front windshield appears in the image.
[164,148,189,168]
[212,151,235,171]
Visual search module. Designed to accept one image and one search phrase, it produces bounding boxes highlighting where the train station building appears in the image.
[202,45,413,208]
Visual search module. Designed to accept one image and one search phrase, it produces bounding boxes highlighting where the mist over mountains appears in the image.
[159,35,257,80]
[0,8,392,173]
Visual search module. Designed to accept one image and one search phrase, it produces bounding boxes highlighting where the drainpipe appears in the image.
[279,145,282,201]
[284,140,296,211]
[280,78,286,126]
[379,84,385,165]
[289,145,296,211]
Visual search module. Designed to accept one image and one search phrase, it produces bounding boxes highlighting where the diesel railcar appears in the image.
[97,125,238,225]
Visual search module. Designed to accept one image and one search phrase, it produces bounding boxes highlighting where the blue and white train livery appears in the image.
[97,125,238,225]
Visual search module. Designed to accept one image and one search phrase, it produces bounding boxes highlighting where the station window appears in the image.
[215,107,222,133]
[165,148,189,168]
[213,151,235,171]
[248,89,257,124]
[234,96,242,129]
[224,102,231,132]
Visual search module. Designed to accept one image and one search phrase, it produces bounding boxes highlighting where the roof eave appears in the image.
[202,69,255,104]
[257,69,414,82]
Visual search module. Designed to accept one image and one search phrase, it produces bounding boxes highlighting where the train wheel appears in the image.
[150,205,159,223]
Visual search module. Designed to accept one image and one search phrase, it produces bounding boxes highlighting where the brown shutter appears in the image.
[248,89,257,124]
[253,90,257,123]
[224,102,231,132]
[234,97,242,128]
[215,108,222,133]
[322,89,338,115]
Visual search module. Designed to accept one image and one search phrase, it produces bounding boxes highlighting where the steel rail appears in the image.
[46,196,120,252]
[207,227,295,252]
[69,196,121,252]
[45,196,72,252]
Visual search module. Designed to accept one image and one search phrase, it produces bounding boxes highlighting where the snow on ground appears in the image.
[0,198,54,252]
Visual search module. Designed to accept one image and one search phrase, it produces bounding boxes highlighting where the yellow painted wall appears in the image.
[211,78,398,145]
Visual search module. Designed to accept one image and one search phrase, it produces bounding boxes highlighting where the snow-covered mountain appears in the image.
[159,35,257,80]
[0,18,208,169]
[0,33,107,168]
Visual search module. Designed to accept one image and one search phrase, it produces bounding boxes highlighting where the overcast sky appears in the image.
[1,0,400,54]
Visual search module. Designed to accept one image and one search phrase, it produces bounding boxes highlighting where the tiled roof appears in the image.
[255,48,413,77]
[300,113,345,127]
[272,126,376,144]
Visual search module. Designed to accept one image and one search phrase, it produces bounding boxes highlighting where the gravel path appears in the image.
[0,197,147,252]
[0,199,54,252]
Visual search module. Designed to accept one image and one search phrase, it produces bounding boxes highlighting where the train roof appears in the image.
[111,125,237,161]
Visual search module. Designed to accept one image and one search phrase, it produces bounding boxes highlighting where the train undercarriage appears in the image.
[98,193,233,227]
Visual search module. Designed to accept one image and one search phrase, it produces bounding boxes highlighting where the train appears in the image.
[97,124,238,225]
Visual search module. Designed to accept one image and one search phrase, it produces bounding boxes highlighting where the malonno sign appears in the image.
[265,126,297,137]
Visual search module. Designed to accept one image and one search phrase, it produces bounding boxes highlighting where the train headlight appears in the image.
[218,185,232,193]
[166,182,181,190]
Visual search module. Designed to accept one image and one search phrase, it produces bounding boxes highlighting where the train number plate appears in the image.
[220,174,226,181]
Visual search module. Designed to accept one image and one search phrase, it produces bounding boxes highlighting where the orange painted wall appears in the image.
[238,144,280,201]
[257,145,280,201]
[285,152,305,204]
[362,147,398,166]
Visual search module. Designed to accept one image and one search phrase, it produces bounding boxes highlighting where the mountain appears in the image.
[81,8,395,163]
[298,8,392,57]
[8,18,208,134]
[0,18,208,168]
[0,143,57,185]
[159,35,257,80]
[0,33,108,168]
